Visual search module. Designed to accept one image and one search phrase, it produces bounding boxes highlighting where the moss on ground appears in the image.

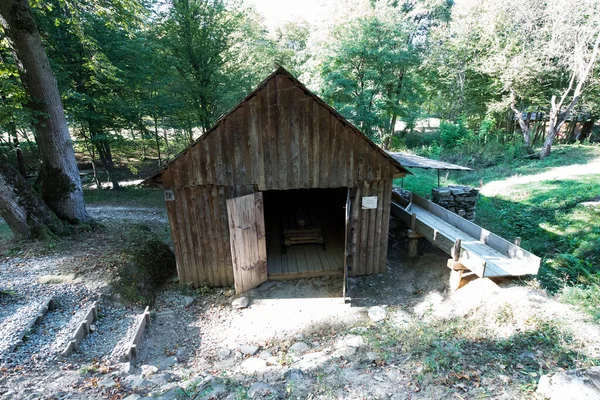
[111,224,176,305]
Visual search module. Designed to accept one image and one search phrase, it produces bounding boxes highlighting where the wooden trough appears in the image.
[391,191,540,287]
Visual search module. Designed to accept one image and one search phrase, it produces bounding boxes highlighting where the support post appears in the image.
[407,212,421,258]
[449,238,463,290]
[514,237,521,246]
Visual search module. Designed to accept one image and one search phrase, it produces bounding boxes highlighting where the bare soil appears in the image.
[0,206,598,399]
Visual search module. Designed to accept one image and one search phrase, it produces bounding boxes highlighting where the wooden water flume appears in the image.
[391,190,541,288]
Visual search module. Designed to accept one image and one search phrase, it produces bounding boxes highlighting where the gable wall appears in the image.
[162,75,398,190]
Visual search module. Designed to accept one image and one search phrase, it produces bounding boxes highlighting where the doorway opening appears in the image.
[263,188,347,280]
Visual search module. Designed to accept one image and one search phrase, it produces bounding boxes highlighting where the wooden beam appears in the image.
[123,306,151,362]
[62,300,99,357]
[10,297,55,352]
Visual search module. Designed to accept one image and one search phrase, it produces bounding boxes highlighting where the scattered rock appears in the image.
[89,324,96,333]
[156,386,187,400]
[197,383,228,400]
[128,376,154,390]
[157,356,179,369]
[123,395,142,400]
[288,342,310,355]
[182,296,195,307]
[97,377,117,388]
[341,335,365,348]
[239,344,258,356]
[217,348,231,360]
[537,366,600,400]
[368,306,387,322]
[247,382,280,399]
[232,297,249,309]
[141,364,159,377]
[37,274,76,284]
[241,358,270,374]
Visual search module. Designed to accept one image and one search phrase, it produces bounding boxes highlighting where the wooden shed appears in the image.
[143,67,409,294]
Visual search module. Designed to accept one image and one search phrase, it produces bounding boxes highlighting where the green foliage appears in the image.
[437,118,475,148]
[111,224,176,305]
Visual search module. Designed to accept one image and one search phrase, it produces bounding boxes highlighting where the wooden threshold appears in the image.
[268,269,343,281]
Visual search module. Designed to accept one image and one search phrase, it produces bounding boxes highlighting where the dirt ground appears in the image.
[0,206,599,399]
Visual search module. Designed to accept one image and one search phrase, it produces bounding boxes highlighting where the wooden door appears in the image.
[226,192,267,294]
[343,188,351,301]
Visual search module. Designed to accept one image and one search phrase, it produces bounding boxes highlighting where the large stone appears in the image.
[98,377,117,388]
[247,382,280,399]
[124,395,142,400]
[232,297,249,309]
[239,344,258,356]
[340,335,365,348]
[217,348,231,360]
[240,358,269,374]
[141,364,159,377]
[537,367,600,400]
[182,296,195,307]
[288,342,310,355]
[368,306,387,322]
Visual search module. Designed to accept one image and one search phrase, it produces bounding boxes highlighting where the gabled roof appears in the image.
[142,66,410,186]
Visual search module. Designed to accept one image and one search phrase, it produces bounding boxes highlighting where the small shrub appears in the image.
[112,224,176,305]
[438,118,475,149]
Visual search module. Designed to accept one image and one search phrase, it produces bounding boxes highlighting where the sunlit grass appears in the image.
[397,144,600,320]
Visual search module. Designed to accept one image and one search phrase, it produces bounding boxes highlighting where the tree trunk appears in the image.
[153,115,162,165]
[0,0,90,223]
[509,91,533,152]
[88,121,120,190]
[0,154,64,238]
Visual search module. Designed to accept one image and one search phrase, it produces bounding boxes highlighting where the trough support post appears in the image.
[514,237,521,246]
[407,212,422,258]
[449,238,463,290]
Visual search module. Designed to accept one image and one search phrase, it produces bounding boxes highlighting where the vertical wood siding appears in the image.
[160,73,400,287]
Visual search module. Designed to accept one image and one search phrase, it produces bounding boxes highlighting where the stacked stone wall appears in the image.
[431,185,479,221]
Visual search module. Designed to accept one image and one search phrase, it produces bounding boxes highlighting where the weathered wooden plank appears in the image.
[365,180,378,275]
[349,185,361,276]
[198,186,217,286]
[226,192,268,293]
[318,105,330,188]
[62,300,99,357]
[300,96,310,188]
[311,100,320,187]
[219,186,235,286]
[378,180,393,273]
[249,96,265,190]
[122,306,151,362]
[290,87,301,189]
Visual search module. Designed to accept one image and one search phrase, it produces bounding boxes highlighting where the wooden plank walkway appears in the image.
[391,191,540,278]
[266,223,344,280]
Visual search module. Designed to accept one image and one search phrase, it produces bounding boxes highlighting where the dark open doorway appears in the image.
[263,188,347,280]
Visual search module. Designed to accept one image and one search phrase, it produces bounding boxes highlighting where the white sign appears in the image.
[362,196,378,209]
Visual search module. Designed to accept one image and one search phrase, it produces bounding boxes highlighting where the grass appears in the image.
[361,313,598,397]
[83,186,165,208]
[397,143,600,320]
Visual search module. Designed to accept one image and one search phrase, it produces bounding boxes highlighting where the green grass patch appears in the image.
[397,144,600,319]
[83,186,164,208]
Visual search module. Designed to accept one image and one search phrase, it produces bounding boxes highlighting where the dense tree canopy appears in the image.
[0,0,599,205]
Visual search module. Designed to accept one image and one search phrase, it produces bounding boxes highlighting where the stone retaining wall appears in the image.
[431,185,479,221]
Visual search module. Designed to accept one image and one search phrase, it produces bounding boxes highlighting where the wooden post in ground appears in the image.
[407,212,422,258]
[449,238,463,290]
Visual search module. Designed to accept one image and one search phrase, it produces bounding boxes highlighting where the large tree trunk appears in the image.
[0,0,90,223]
[540,32,600,158]
[0,155,64,238]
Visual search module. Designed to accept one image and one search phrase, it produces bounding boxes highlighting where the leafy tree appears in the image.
[0,0,90,224]
[320,0,451,148]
